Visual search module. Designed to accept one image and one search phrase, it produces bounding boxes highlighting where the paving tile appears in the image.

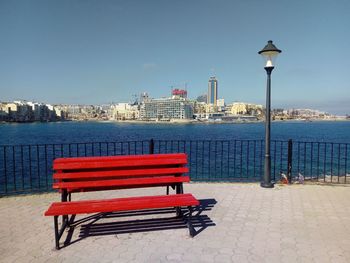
[1,183,350,262]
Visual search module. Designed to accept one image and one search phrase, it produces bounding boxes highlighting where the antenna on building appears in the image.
[210,67,216,78]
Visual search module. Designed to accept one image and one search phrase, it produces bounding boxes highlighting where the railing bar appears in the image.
[323,143,327,182]
[45,144,48,189]
[3,147,8,193]
[208,141,211,180]
[297,142,300,179]
[21,145,24,190]
[240,141,243,178]
[345,144,348,183]
[331,143,334,182]
[37,145,40,189]
[317,142,320,180]
[338,144,341,183]
[221,141,223,179]
[260,140,263,180]
[280,142,283,179]
[273,141,277,180]
[253,141,256,178]
[29,145,32,189]
[12,146,16,191]
[214,141,217,180]
[303,142,306,177]
[190,141,198,178]
[228,141,231,180]
[202,141,204,180]
[246,141,250,178]
[310,143,313,180]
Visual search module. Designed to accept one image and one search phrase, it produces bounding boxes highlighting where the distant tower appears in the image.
[207,77,218,106]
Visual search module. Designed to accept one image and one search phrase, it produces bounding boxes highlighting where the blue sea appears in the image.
[0,121,350,145]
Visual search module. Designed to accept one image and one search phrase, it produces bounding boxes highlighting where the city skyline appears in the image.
[1,0,349,115]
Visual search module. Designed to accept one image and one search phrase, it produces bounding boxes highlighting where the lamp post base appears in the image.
[260,182,274,188]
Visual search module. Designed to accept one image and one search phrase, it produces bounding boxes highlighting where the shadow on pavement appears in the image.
[62,198,217,248]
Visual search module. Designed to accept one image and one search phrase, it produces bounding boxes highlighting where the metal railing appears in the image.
[0,139,349,195]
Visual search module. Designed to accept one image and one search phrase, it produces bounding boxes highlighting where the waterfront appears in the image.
[1,121,350,145]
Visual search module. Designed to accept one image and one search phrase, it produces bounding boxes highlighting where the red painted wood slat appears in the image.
[54,153,186,164]
[53,167,189,180]
[44,194,199,216]
[54,158,187,171]
[53,176,190,189]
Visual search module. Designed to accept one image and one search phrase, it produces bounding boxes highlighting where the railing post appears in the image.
[149,139,154,154]
[287,139,293,183]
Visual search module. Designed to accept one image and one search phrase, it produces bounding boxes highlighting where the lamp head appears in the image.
[258,40,281,68]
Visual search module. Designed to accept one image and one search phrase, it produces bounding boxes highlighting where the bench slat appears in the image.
[45,194,199,216]
[54,167,189,180]
[54,153,186,164]
[54,158,187,170]
[53,176,190,190]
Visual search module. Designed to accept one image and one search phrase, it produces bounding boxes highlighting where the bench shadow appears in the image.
[62,198,217,248]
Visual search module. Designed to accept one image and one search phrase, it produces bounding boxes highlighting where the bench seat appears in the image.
[45,193,199,216]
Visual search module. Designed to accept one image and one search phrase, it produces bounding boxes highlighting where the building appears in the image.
[140,98,193,121]
[207,77,218,106]
[0,101,64,122]
[110,103,139,120]
[230,102,263,116]
[172,89,187,99]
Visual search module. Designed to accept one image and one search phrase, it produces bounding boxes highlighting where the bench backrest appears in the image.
[53,153,189,190]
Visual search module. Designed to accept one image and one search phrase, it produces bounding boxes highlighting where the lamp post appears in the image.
[258,40,282,188]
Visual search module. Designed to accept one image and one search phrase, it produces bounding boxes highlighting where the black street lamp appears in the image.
[258,40,282,188]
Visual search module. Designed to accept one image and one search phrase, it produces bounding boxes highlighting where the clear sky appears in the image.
[0,0,349,114]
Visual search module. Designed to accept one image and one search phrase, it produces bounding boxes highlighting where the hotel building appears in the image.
[207,77,218,106]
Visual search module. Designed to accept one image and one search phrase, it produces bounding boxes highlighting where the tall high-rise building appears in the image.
[207,77,218,106]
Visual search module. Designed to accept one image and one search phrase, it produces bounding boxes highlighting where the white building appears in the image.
[110,103,139,120]
[140,98,193,121]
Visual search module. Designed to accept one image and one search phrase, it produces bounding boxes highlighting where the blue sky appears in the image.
[0,0,349,114]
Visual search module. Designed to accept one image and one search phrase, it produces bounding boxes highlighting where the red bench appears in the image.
[44,153,199,249]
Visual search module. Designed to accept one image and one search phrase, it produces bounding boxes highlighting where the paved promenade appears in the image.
[1,183,350,263]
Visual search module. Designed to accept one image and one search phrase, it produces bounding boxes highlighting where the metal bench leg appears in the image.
[175,183,183,194]
[54,214,74,250]
[187,206,195,237]
[54,216,60,249]
[166,186,169,195]
[61,190,69,225]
